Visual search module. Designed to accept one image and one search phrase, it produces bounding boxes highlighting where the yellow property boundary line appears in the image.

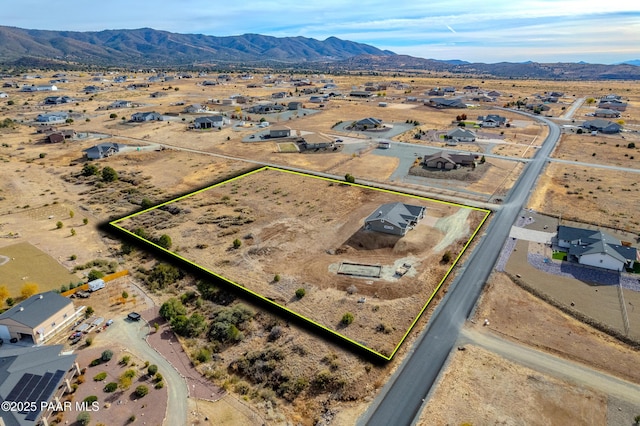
[109,166,491,361]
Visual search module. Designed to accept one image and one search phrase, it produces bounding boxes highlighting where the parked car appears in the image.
[127,312,141,321]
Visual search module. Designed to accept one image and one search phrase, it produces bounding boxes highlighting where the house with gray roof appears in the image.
[556,225,637,272]
[446,128,476,142]
[36,112,68,124]
[0,292,78,345]
[0,345,79,425]
[193,115,230,129]
[364,202,426,236]
[349,91,373,98]
[598,99,627,111]
[582,119,622,134]
[477,114,508,127]
[351,117,384,131]
[83,142,120,160]
[423,151,477,169]
[131,111,161,122]
[593,109,620,118]
[426,97,467,109]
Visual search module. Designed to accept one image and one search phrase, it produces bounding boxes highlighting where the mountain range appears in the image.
[0,25,638,80]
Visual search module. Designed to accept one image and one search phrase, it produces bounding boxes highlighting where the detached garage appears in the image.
[0,292,80,345]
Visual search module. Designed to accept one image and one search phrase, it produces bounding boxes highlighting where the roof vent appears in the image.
[39,295,44,299]
[19,307,24,311]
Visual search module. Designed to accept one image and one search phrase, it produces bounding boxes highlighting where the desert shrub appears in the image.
[77,412,91,426]
[273,274,280,282]
[208,304,254,343]
[101,350,114,362]
[154,381,164,389]
[83,395,98,404]
[101,166,118,182]
[93,372,107,381]
[157,234,172,249]
[268,326,283,342]
[154,373,163,383]
[123,369,136,379]
[85,337,93,346]
[56,221,63,229]
[344,173,355,183]
[146,263,182,290]
[195,348,211,363]
[104,382,118,392]
[232,238,242,249]
[341,312,354,325]
[87,269,104,281]
[119,355,131,365]
[147,364,158,376]
[135,385,149,397]
[295,288,306,298]
[441,251,452,264]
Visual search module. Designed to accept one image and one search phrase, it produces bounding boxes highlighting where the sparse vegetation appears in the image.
[341,312,354,325]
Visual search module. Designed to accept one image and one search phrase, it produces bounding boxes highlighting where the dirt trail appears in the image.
[459,326,640,403]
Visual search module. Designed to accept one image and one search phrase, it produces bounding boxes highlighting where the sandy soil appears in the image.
[115,167,487,356]
[420,344,607,426]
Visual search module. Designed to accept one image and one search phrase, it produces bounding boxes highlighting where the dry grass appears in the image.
[527,162,640,232]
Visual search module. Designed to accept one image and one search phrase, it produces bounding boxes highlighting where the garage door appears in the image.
[0,325,11,341]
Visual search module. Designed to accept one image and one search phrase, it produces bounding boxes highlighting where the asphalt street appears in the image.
[359,112,561,426]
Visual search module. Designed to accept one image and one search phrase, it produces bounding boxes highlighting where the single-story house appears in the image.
[269,126,291,138]
[487,90,501,97]
[594,108,620,118]
[423,151,477,169]
[549,91,564,97]
[364,202,426,236]
[288,101,303,110]
[248,104,285,114]
[309,96,325,104]
[427,88,444,96]
[46,133,65,144]
[427,97,467,109]
[556,225,637,272]
[446,128,476,142]
[43,96,73,105]
[108,100,132,109]
[185,104,208,114]
[349,91,373,98]
[582,119,622,134]
[0,345,80,425]
[36,112,69,124]
[0,291,79,345]
[598,100,627,111]
[83,142,120,160]
[525,103,551,112]
[131,111,161,122]
[351,117,384,131]
[477,114,508,127]
[21,84,57,92]
[193,115,230,129]
[271,91,288,99]
[83,85,100,94]
[299,133,334,150]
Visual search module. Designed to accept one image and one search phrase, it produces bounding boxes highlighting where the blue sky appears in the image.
[2,0,639,63]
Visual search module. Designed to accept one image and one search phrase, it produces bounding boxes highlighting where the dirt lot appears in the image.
[527,162,640,232]
[115,167,488,356]
[420,344,607,425]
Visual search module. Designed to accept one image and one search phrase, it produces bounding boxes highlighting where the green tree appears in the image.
[159,298,186,321]
[102,166,118,182]
[83,218,89,225]
[585,97,596,106]
[295,288,306,299]
[87,269,105,281]
[69,210,75,218]
[104,382,118,392]
[109,113,118,119]
[344,173,355,183]
[232,238,242,249]
[147,263,182,289]
[147,364,158,376]
[85,306,94,318]
[101,350,114,361]
[56,221,63,229]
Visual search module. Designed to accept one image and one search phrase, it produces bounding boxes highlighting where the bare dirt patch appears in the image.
[475,272,640,384]
[527,162,640,233]
[114,167,487,356]
[420,344,607,425]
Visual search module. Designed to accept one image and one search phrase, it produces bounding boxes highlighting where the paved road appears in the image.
[359,112,561,426]
[560,97,586,120]
[459,327,640,404]
[98,317,188,426]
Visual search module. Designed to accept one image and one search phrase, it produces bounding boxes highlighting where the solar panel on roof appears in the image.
[17,374,42,402]
[5,373,33,401]
[40,370,65,402]
[26,372,52,402]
